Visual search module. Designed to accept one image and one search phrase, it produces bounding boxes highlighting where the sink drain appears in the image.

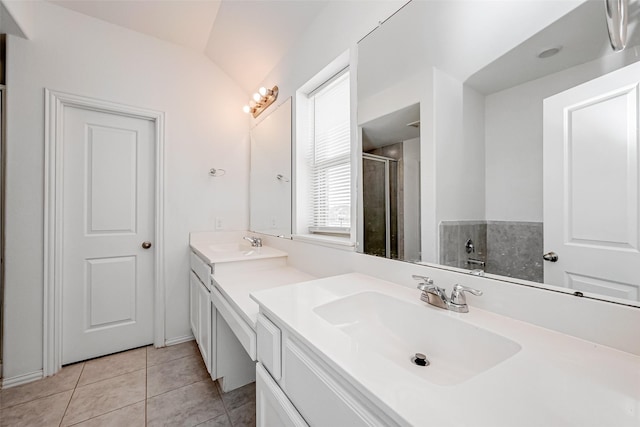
[411,353,430,367]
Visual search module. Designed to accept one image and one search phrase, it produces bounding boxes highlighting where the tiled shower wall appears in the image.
[439,221,487,270]
[439,220,543,283]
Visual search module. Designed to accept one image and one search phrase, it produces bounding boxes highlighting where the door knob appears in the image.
[142,241,152,249]
[542,252,558,262]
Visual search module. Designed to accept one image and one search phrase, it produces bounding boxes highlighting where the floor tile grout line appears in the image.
[193,412,230,427]
[0,386,72,411]
[0,363,85,411]
[59,362,86,427]
[146,376,212,400]
[74,363,147,389]
[216,379,246,426]
[58,365,148,426]
[60,366,146,427]
[73,347,148,388]
[146,351,200,369]
[216,380,234,423]
[71,366,148,393]
[64,399,146,427]
[0,387,77,413]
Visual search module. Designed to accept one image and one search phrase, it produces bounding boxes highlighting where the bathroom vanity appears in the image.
[189,231,314,392]
[189,231,639,426]
[251,273,640,427]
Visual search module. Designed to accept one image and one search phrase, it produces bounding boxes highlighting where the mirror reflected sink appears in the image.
[208,243,257,255]
[313,291,521,386]
[201,242,288,263]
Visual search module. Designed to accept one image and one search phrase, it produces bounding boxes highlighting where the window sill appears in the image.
[292,234,356,250]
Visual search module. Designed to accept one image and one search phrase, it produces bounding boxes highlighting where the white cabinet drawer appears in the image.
[190,251,212,288]
[257,314,281,380]
[256,363,307,427]
[211,286,256,360]
[284,339,393,427]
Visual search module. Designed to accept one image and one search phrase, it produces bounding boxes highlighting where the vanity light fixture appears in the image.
[605,0,628,52]
[243,85,279,118]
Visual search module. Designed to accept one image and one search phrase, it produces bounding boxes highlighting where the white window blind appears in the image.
[308,70,351,233]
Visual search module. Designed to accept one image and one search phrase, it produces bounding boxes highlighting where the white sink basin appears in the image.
[313,291,521,386]
[192,241,288,264]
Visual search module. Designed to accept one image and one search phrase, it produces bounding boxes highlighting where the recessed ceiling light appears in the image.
[537,47,562,59]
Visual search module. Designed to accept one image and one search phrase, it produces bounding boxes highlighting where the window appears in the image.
[306,70,351,234]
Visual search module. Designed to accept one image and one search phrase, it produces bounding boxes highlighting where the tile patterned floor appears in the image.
[0,341,256,427]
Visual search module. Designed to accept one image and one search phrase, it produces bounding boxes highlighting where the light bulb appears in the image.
[253,93,261,102]
[259,87,267,96]
[242,105,251,113]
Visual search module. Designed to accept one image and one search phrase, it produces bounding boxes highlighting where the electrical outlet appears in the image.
[215,217,223,230]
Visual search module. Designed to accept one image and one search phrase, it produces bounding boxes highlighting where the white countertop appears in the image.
[212,266,316,329]
[192,242,288,264]
[251,272,640,427]
[190,231,288,264]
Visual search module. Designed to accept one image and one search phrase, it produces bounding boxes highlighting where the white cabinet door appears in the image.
[198,278,212,374]
[189,272,199,339]
[256,363,307,427]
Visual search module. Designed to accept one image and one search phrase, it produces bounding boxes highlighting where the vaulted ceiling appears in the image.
[48,0,329,93]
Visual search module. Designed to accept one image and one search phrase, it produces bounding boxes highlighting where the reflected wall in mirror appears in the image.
[357,0,640,306]
[360,103,421,261]
[249,97,292,238]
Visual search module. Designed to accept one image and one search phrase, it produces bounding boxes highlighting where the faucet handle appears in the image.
[450,284,483,305]
[412,275,434,291]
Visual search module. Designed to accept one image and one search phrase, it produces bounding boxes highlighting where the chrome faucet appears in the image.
[412,275,482,313]
[243,236,262,247]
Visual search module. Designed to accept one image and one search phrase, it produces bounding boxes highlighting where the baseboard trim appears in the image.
[164,335,194,347]
[2,370,44,389]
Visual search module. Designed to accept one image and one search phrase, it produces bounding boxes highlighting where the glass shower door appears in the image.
[363,156,387,257]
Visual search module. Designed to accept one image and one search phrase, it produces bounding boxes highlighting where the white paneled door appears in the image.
[62,106,155,364]
[543,61,640,303]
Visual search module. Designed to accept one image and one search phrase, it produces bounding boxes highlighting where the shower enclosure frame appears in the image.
[0,85,5,378]
[362,152,398,258]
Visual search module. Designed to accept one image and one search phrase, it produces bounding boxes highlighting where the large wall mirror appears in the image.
[249,98,292,238]
[357,0,640,307]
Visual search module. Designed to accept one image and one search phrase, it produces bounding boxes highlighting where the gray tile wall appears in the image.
[439,220,543,283]
[439,221,487,270]
[486,221,543,283]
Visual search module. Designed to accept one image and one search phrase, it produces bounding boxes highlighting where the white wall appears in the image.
[1,0,34,38]
[434,69,486,224]
[484,47,640,222]
[257,1,406,107]
[402,137,420,261]
[431,69,486,265]
[4,1,249,380]
[0,0,26,37]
